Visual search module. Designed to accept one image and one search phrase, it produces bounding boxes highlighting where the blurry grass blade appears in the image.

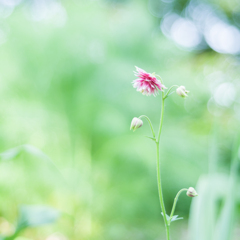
[188,174,228,240]
[0,146,21,161]
[22,144,57,166]
[213,137,240,240]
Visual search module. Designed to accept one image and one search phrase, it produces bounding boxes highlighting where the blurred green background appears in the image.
[0,0,239,239]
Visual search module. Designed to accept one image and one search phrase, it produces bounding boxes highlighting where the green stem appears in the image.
[168,188,188,225]
[139,115,155,138]
[163,85,179,100]
[156,92,170,240]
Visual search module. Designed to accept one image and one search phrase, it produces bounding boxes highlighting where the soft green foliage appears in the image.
[0,0,239,239]
[161,213,183,223]
[3,205,59,240]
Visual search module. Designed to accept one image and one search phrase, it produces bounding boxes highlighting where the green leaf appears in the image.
[161,213,183,225]
[144,136,156,142]
[0,144,65,182]
[161,212,170,221]
[0,146,21,161]
[16,205,60,230]
[170,215,183,222]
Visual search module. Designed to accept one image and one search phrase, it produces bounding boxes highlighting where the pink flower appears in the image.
[132,67,166,96]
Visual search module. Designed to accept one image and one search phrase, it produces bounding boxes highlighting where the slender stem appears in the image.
[163,85,179,100]
[156,92,170,240]
[168,188,188,225]
[139,115,155,138]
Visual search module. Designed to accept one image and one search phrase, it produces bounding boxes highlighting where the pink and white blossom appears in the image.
[186,187,198,197]
[176,86,189,98]
[130,117,143,132]
[132,66,166,96]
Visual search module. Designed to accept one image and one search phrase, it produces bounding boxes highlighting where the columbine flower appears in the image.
[186,187,198,197]
[130,117,143,132]
[133,66,166,96]
[176,86,189,98]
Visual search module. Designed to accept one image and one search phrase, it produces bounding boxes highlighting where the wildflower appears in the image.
[186,187,198,197]
[176,86,189,98]
[133,66,166,96]
[130,117,143,132]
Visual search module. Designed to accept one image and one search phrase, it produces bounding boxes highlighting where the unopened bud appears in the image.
[186,187,198,197]
[176,86,189,98]
[130,117,143,132]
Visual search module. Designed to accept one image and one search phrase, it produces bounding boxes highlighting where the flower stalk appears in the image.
[130,67,197,240]
[156,92,170,240]
[169,188,188,225]
[138,115,155,138]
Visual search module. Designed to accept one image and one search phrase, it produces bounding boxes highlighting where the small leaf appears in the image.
[145,136,156,142]
[161,212,170,221]
[170,215,183,222]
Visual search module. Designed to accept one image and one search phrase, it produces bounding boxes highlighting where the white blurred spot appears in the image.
[204,22,240,54]
[161,13,202,49]
[214,82,236,107]
[170,18,202,48]
[0,4,14,18]
[0,0,21,7]
[0,217,15,235]
[161,13,179,38]
[29,1,67,27]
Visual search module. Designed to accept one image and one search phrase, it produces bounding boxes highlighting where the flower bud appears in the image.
[186,187,198,197]
[130,117,143,132]
[176,86,189,98]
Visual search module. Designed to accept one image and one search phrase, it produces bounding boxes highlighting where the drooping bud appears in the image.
[176,86,189,98]
[130,117,143,132]
[186,187,198,197]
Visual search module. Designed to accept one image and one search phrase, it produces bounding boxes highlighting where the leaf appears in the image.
[0,144,65,182]
[0,146,21,161]
[161,212,170,221]
[170,215,183,222]
[16,205,60,230]
[144,136,156,142]
[161,213,183,225]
